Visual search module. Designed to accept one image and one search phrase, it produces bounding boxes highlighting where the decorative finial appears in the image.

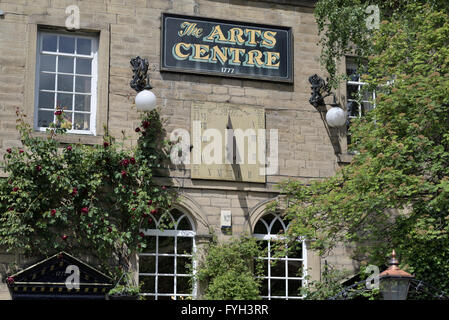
[389,249,399,269]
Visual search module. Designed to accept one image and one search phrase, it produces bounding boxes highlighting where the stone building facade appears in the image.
[0,0,358,300]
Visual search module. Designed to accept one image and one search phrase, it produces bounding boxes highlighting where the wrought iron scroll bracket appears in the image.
[130,56,153,92]
[309,74,333,107]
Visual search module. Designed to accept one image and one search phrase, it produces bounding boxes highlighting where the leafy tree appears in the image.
[301,263,350,300]
[193,236,264,300]
[315,0,449,85]
[0,107,176,282]
[281,3,449,296]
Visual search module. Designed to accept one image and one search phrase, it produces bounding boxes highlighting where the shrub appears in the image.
[194,236,264,300]
[0,108,176,282]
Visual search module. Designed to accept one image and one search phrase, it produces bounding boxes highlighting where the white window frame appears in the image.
[138,210,197,300]
[346,58,376,119]
[253,213,307,300]
[34,30,98,135]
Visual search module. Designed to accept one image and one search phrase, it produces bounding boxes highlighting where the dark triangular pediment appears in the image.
[7,252,113,299]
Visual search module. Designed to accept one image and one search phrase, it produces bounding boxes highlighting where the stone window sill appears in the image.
[31,131,104,146]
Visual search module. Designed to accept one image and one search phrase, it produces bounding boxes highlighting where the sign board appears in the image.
[220,209,232,229]
[191,102,266,183]
[161,13,293,83]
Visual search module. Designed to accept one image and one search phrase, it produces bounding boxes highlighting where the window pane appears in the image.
[158,256,174,274]
[269,240,280,257]
[159,214,176,230]
[254,220,267,234]
[347,84,359,100]
[38,91,55,109]
[146,217,156,229]
[37,110,54,128]
[176,257,191,275]
[177,217,192,230]
[347,101,359,117]
[288,280,302,297]
[40,55,56,72]
[39,73,55,90]
[59,36,75,53]
[74,113,90,131]
[262,213,275,226]
[60,112,73,126]
[159,237,174,254]
[287,260,303,278]
[177,276,192,294]
[271,279,285,297]
[77,38,92,55]
[56,93,73,110]
[143,236,156,253]
[76,58,92,75]
[288,243,303,259]
[158,276,174,294]
[270,219,284,234]
[259,258,268,275]
[75,76,91,93]
[140,276,155,293]
[261,279,269,296]
[362,101,374,115]
[257,240,268,256]
[139,256,156,274]
[74,94,90,112]
[348,71,360,82]
[177,237,192,254]
[42,35,57,52]
[270,259,285,277]
[58,56,74,73]
[362,90,373,102]
[171,209,183,221]
[57,74,73,92]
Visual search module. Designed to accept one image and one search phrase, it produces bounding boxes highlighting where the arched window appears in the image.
[253,212,306,300]
[138,208,196,300]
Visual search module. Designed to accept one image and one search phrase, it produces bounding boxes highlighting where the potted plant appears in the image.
[107,272,140,300]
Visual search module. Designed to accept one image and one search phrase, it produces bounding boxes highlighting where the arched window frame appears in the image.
[253,212,307,300]
[138,209,197,300]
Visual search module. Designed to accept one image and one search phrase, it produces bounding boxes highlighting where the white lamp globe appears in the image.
[135,89,157,112]
[325,106,346,127]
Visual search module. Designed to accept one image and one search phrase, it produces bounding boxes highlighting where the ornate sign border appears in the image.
[161,13,294,83]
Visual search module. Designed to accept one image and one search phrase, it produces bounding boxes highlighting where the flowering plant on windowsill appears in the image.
[0,106,177,284]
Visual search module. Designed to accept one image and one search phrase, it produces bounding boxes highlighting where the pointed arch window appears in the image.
[253,212,307,300]
[138,209,196,300]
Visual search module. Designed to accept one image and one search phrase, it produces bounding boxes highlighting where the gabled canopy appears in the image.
[7,252,113,300]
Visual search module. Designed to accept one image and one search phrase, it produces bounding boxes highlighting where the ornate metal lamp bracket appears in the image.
[130,56,152,92]
[309,74,333,107]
